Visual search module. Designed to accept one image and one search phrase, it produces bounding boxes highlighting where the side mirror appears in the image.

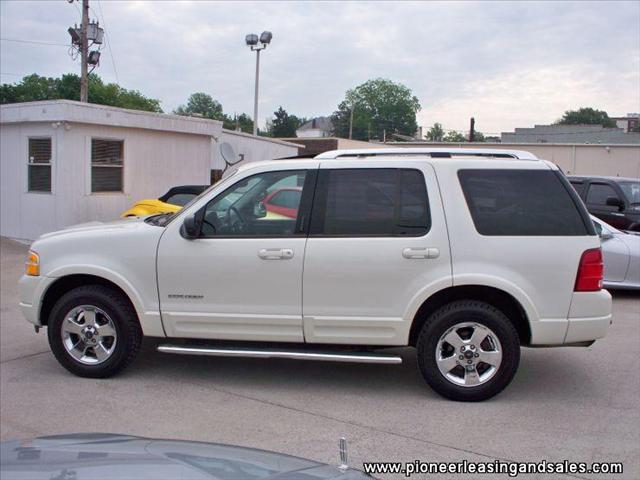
[600,231,614,241]
[606,197,624,210]
[181,213,201,239]
[254,201,267,219]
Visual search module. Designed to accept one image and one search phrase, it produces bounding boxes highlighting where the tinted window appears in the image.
[165,193,197,207]
[313,168,430,236]
[458,169,588,236]
[269,190,301,209]
[586,183,619,205]
[201,170,307,237]
[569,180,586,196]
[618,180,640,204]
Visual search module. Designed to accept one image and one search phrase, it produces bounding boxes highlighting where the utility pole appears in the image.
[245,31,272,136]
[349,105,354,139]
[80,0,89,102]
[469,117,475,142]
[252,48,260,135]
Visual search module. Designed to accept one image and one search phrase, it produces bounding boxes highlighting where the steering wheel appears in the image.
[226,206,246,233]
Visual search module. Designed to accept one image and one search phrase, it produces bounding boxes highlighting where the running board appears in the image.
[157,344,402,364]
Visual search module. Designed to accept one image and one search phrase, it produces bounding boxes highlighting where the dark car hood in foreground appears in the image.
[0,433,372,480]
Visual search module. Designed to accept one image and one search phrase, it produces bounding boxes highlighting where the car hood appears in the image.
[37,216,151,241]
[0,434,372,480]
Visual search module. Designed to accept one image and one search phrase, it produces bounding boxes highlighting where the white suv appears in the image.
[19,148,612,401]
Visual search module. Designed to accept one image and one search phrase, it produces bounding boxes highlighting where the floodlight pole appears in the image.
[80,0,89,102]
[253,48,260,136]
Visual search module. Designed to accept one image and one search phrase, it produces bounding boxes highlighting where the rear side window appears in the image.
[458,169,588,236]
[311,168,430,236]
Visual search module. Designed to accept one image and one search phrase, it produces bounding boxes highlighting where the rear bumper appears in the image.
[564,290,612,343]
[529,290,612,346]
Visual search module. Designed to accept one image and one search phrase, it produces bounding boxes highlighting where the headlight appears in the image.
[26,250,40,276]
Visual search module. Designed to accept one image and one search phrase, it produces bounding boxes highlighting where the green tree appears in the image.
[557,107,617,128]
[267,106,305,137]
[0,73,162,112]
[174,92,224,120]
[443,130,467,142]
[331,78,420,141]
[425,122,445,141]
[472,131,487,142]
[222,113,254,133]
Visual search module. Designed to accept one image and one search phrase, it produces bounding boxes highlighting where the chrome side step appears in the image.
[157,344,402,364]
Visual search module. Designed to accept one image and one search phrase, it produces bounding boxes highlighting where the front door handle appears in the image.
[258,248,294,260]
[402,247,440,259]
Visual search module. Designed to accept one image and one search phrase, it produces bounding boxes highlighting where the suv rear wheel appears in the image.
[416,300,520,401]
[47,285,142,378]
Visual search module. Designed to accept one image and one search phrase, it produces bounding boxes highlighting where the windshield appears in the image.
[618,180,640,204]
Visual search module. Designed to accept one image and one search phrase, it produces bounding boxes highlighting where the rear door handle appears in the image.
[402,247,440,259]
[258,248,294,260]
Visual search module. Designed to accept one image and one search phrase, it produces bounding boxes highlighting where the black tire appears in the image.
[47,285,142,378]
[416,300,520,402]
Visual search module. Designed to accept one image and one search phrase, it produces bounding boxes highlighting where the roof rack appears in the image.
[315,148,538,160]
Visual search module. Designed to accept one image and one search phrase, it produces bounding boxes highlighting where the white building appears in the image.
[0,100,301,241]
[295,117,332,138]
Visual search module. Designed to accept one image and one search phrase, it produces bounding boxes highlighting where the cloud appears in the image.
[1,0,638,133]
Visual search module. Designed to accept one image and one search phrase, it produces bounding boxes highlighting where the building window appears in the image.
[91,139,123,192]
[28,137,52,192]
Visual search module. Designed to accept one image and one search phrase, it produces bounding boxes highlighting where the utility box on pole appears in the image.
[80,0,89,102]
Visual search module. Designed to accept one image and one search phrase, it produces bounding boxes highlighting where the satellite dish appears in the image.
[220,142,240,168]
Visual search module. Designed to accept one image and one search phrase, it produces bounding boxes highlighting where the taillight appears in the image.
[574,248,603,292]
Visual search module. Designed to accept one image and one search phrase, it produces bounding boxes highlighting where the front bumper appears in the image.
[18,274,52,326]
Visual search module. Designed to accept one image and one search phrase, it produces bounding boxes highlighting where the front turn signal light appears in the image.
[26,250,40,276]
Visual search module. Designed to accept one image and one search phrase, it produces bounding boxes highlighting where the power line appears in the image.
[96,0,119,84]
[0,38,68,47]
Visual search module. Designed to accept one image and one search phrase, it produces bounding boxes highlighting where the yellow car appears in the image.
[121,185,208,217]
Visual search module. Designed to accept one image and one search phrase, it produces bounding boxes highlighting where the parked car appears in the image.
[121,185,208,217]
[591,215,640,290]
[261,187,303,219]
[19,148,611,402]
[568,175,640,232]
[0,433,371,480]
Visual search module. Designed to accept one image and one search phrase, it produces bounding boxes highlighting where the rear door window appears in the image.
[458,169,589,236]
[311,168,430,236]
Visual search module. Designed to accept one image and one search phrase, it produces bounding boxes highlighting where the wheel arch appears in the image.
[408,285,532,346]
[40,274,140,329]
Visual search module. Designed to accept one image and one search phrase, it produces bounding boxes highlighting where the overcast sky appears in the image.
[1,0,638,134]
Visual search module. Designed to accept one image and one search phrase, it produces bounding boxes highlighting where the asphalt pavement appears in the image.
[1,236,638,479]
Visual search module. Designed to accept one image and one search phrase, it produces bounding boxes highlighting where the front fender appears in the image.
[45,265,165,337]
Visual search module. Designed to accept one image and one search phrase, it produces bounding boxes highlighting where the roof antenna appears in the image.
[338,436,348,471]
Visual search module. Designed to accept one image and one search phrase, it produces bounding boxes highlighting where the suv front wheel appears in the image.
[47,285,142,378]
[417,300,520,401]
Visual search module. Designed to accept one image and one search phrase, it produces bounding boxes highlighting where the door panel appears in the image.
[302,162,451,346]
[157,165,318,341]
